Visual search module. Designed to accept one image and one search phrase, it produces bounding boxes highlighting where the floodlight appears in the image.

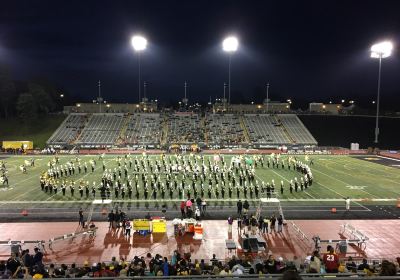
[370,41,393,58]
[223,36,238,52]
[131,35,147,51]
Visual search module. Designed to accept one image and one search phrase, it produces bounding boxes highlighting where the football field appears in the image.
[0,154,399,220]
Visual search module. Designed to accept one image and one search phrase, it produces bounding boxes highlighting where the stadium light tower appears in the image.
[222,36,238,104]
[370,41,393,144]
[131,35,148,103]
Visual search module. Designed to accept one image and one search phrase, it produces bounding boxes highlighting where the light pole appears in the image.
[143,81,147,101]
[222,36,238,104]
[223,83,227,111]
[370,41,393,144]
[97,80,103,113]
[266,83,270,113]
[183,81,188,106]
[131,35,147,103]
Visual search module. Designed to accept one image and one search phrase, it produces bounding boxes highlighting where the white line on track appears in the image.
[311,178,371,211]
[377,155,400,162]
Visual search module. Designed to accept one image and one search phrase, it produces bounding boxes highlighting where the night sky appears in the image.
[1,0,400,108]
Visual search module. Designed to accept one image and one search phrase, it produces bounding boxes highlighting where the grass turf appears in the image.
[1,155,399,205]
[0,115,65,149]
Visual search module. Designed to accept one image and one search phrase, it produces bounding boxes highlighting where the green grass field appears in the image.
[1,154,399,206]
[0,116,65,149]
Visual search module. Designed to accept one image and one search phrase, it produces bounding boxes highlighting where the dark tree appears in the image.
[28,83,55,114]
[16,93,38,120]
[0,65,17,118]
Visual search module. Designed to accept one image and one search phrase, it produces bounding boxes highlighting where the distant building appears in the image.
[309,102,342,114]
[213,101,290,113]
[64,101,157,114]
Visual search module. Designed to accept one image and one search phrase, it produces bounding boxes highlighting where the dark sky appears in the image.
[1,0,400,107]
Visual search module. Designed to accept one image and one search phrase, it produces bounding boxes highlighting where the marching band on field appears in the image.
[37,153,313,201]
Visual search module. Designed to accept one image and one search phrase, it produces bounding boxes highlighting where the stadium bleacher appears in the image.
[206,114,245,145]
[278,114,318,145]
[243,114,318,146]
[47,112,317,147]
[166,113,205,144]
[76,114,125,146]
[243,114,291,145]
[125,113,162,145]
[46,113,89,146]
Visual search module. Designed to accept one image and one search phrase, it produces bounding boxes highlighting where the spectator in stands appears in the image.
[0,260,6,274]
[210,254,218,267]
[276,257,286,273]
[323,246,339,273]
[281,270,302,280]
[254,257,265,274]
[308,251,321,273]
[68,263,79,277]
[227,255,237,269]
[380,260,397,276]
[21,249,33,269]
[6,253,20,276]
[357,258,369,271]
[345,256,357,271]
[338,260,348,273]
[162,257,169,276]
[265,255,276,274]
[171,251,178,266]
[33,247,43,266]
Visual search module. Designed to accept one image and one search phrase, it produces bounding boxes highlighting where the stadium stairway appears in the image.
[275,115,296,144]
[161,116,169,146]
[46,114,72,145]
[115,114,131,145]
[239,115,251,143]
[202,116,209,144]
[72,114,92,145]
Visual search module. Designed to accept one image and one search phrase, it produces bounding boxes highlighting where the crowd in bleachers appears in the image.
[46,113,318,147]
[206,114,246,145]
[2,248,399,279]
[124,114,162,145]
[166,114,205,144]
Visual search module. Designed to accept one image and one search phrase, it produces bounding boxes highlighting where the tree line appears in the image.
[0,65,67,120]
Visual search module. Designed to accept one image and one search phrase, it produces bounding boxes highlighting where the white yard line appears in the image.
[0,198,392,204]
[329,158,400,196]
[314,164,380,199]
[268,169,316,199]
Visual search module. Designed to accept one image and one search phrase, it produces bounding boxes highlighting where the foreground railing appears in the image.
[17,274,400,280]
